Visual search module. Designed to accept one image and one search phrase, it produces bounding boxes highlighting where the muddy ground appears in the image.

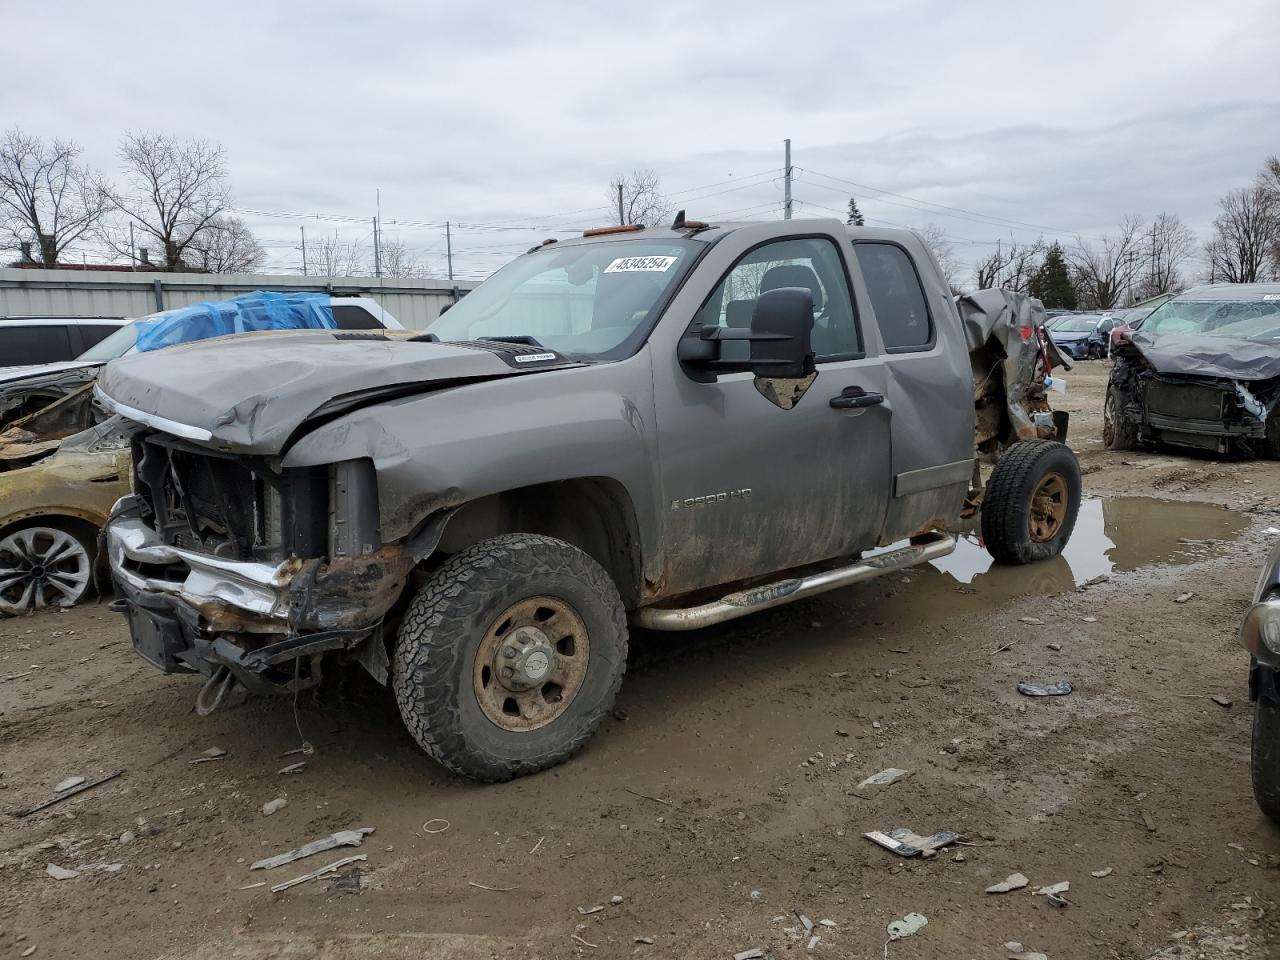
[2,362,1278,960]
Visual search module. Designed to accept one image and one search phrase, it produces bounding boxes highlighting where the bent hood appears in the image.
[1130,332,1280,381]
[96,330,580,454]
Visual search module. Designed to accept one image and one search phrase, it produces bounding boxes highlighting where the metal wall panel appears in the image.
[0,268,479,331]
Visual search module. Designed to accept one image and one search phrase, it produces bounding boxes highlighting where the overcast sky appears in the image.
[4,0,1278,280]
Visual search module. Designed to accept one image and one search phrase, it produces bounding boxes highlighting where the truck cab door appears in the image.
[649,229,894,597]
[848,239,974,544]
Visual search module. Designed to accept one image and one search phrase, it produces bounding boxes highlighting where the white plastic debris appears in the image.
[251,828,375,870]
[189,747,227,764]
[887,912,928,940]
[986,873,1029,894]
[1090,867,1113,878]
[734,950,765,960]
[269,854,366,893]
[858,768,911,789]
[261,797,287,816]
[54,776,86,793]
[1033,881,1069,896]
[46,864,79,880]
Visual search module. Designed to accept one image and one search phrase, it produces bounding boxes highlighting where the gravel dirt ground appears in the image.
[2,362,1278,960]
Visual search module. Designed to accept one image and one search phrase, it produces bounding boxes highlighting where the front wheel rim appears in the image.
[0,528,92,615]
[1029,473,1069,543]
[472,596,590,732]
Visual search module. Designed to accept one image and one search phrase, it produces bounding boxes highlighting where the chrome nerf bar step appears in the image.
[634,532,956,631]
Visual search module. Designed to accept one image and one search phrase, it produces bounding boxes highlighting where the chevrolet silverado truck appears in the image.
[96,217,1080,781]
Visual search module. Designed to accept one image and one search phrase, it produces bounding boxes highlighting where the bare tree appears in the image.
[1133,212,1195,300]
[1204,185,1278,284]
[376,237,428,278]
[974,237,1044,293]
[184,215,264,273]
[606,169,672,227]
[1071,217,1144,309]
[0,128,110,265]
[915,223,960,292]
[106,132,230,270]
[1255,155,1280,278]
[308,233,366,277]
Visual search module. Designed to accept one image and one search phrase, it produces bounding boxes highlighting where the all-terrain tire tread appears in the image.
[981,439,1081,566]
[1252,695,1280,824]
[392,533,626,782]
[1104,385,1139,451]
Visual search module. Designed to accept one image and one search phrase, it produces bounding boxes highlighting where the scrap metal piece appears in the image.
[251,827,375,870]
[864,828,960,858]
[13,769,125,817]
[269,854,367,893]
[1017,681,1072,697]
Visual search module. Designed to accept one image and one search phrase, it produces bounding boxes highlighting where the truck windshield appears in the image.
[429,238,701,359]
[1141,299,1280,341]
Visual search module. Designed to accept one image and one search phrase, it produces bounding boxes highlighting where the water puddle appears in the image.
[932,496,1247,593]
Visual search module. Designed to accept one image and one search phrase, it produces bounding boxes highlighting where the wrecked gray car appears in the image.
[1106,283,1280,456]
[97,218,1080,781]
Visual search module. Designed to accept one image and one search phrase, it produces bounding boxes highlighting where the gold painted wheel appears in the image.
[1029,472,1068,543]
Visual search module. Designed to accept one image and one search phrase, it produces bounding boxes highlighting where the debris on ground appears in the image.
[1091,867,1113,878]
[887,913,928,940]
[45,864,79,880]
[865,828,960,858]
[1211,694,1232,708]
[261,797,288,816]
[634,937,655,944]
[189,747,226,764]
[1045,892,1068,908]
[610,894,624,904]
[1175,592,1194,603]
[251,828,375,870]
[1033,881,1069,896]
[1046,642,1062,651]
[422,819,451,834]
[577,904,604,915]
[1005,942,1048,960]
[1018,617,1046,625]
[858,768,912,789]
[1081,616,1098,623]
[1080,574,1109,587]
[269,854,367,893]
[986,873,1030,893]
[13,769,125,817]
[1017,681,1073,697]
[53,776,85,793]
[733,949,765,960]
[278,761,307,775]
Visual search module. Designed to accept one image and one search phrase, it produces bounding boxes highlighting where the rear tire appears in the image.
[1252,694,1280,824]
[1103,385,1139,451]
[981,440,1082,565]
[392,533,627,782]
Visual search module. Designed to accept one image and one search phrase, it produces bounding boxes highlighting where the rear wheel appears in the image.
[0,522,96,617]
[392,533,627,782]
[1252,694,1280,824]
[981,440,1082,565]
[1103,385,1139,451]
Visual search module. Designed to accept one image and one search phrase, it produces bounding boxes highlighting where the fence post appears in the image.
[153,279,165,312]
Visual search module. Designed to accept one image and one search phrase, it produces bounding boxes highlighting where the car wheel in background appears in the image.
[981,439,1082,565]
[1252,693,1280,824]
[1103,385,1139,451]
[393,533,627,782]
[0,521,97,616]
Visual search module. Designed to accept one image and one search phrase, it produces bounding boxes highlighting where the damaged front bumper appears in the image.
[106,500,410,692]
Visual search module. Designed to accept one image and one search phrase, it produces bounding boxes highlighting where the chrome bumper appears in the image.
[107,517,295,622]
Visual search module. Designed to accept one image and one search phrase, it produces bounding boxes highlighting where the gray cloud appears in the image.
[3,0,1277,280]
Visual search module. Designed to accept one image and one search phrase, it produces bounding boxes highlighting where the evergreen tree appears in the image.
[1029,242,1078,309]
[846,198,865,227]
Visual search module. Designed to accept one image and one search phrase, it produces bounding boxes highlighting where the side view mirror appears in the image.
[677,287,815,380]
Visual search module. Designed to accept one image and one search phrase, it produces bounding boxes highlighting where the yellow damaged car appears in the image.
[0,389,131,615]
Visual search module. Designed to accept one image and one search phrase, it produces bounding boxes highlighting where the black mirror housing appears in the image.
[749,287,815,379]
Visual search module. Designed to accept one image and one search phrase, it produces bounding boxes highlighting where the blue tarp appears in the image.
[135,291,336,353]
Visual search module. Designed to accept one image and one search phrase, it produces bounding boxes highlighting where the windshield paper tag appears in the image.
[604,255,676,274]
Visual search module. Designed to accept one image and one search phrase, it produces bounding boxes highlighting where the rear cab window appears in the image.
[331,305,385,330]
[853,243,934,352]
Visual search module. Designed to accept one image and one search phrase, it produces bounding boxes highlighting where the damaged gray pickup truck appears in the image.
[97,217,1080,781]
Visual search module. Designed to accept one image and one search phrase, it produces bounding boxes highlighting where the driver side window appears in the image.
[695,237,860,361]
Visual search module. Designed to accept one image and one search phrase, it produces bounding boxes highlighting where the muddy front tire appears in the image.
[392,533,627,782]
[1103,385,1139,451]
[1253,693,1280,824]
[981,440,1082,566]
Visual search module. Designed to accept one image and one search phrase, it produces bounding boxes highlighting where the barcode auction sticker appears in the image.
[604,255,677,273]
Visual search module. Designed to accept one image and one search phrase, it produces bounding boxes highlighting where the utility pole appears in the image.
[446,221,454,281]
[372,216,381,278]
[128,222,136,270]
[300,225,308,276]
[617,183,625,225]
[783,138,793,220]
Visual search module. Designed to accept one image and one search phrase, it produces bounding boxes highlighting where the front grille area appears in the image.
[134,435,262,559]
[1145,379,1225,422]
